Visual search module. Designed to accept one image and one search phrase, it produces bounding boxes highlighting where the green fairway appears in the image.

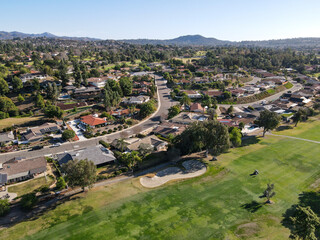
[274,116,320,141]
[1,123,320,239]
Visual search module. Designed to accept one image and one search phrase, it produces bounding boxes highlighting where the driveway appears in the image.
[67,120,86,141]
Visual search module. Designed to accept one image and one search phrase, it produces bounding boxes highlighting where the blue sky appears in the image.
[1,0,320,41]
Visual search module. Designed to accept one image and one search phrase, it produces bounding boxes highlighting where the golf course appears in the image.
[1,120,320,239]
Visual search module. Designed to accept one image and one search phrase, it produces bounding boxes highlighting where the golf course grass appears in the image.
[1,121,320,240]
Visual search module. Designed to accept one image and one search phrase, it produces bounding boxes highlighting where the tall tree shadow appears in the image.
[241,200,263,213]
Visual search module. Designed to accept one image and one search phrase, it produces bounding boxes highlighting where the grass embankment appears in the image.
[7,176,54,197]
[274,115,320,142]
[236,83,292,104]
[0,116,43,130]
[1,121,320,239]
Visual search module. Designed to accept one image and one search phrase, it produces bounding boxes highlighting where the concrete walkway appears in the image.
[267,133,320,144]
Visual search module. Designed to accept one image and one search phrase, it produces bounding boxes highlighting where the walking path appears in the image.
[267,133,320,144]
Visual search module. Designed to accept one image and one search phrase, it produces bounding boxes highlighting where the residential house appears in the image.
[73,87,102,100]
[123,96,150,105]
[21,122,60,142]
[20,72,47,83]
[153,122,186,138]
[190,103,205,113]
[170,112,208,125]
[0,131,15,146]
[110,109,131,117]
[202,90,224,98]
[80,115,108,128]
[126,135,168,152]
[88,77,109,88]
[182,90,202,99]
[56,145,116,167]
[0,156,47,185]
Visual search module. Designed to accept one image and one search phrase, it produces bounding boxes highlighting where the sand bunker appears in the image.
[140,160,206,188]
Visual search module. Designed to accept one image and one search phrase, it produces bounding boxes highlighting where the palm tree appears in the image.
[179,93,191,109]
[115,138,128,152]
[292,109,305,127]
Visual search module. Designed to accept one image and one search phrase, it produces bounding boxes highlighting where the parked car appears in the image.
[29,145,44,151]
[51,143,61,147]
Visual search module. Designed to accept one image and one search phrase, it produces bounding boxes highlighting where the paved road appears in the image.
[0,76,178,163]
[219,80,302,108]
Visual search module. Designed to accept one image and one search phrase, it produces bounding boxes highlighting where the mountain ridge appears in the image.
[1,31,320,48]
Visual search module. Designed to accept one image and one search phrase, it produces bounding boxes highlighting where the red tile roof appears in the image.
[80,115,107,126]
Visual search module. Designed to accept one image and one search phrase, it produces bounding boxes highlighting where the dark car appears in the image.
[30,145,44,151]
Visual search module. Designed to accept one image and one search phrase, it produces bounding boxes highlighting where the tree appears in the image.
[138,143,153,158]
[120,151,142,171]
[90,69,100,78]
[207,108,217,120]
[139,101,156,118]
[229,127,242,147]
[62,159,97,191]
[0,199,10,216]
[12,76,23,92]
[32,78,40,91]
[56,177,67,190]
[179,94,191,109]
[168,105,181,119]
[289,205,320,240]
[17,94,25,102]
[62,129,75,140]
[115,138,128,152]
[0,78,9,95]
[263,183,276,204]
[256,110,280,137]
[174,120,230,156]
[227,105,234,115]
[119,77,132,96]
[238,122,245,130]
[20,192,38,210]
[35,94,45,109]
[0,96,19,116]
[292,109,305,127]
[44,105,63,119]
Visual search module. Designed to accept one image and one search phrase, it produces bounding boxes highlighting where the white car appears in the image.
[52,143,61,147]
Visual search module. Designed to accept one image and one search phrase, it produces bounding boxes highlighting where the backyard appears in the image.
[1,120,320,239]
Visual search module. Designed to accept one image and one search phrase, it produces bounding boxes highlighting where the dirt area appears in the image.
[140,160,206,188]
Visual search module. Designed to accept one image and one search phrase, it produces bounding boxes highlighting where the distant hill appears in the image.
[1,31,320,48]
[121,35,231,46]
[0,31,100,41]
[122,35,320,48]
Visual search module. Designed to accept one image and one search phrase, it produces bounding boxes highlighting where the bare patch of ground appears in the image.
[140,160,206,188]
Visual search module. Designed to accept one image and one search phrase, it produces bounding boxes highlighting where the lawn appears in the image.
[274,116,320,142]
[7,176,54,197]
[0,116,43,130]
[1,122,320,239]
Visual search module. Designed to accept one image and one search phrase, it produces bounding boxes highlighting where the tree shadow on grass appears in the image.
[241,136,261,147]
[276,125,293,132]
[282,191,320,237]
[241,200,263,213]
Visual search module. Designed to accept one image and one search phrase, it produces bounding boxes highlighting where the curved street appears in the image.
[0,75,178,163]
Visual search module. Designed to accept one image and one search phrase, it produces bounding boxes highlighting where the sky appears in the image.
[1,0,320,41]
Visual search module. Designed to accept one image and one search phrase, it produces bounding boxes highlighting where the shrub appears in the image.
[39,185,50,194]
[99,140,110,148]
[56,177,67,190]
[107,129,112,134]
[62,129,75,140]
[102,131,107,135]
[0,199,10,216]
[118,125,123,130]
[20,193,38,210]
